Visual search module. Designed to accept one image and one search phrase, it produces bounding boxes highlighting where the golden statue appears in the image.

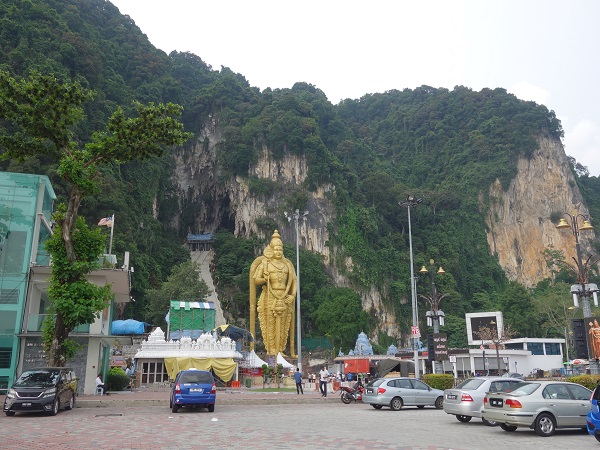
[249,230,297,356]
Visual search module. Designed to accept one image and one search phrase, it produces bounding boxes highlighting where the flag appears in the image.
[98,215,114,227]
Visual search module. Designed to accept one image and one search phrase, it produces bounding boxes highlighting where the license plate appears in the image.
[22,403,32,407]
[490,398,503,407]
[190,388,203,393]
[447,394,457,399]
[366,389,373,394]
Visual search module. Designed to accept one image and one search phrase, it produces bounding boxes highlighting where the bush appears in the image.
[106,367,130,391]
[422,374,454,390]
[567,374,600,390]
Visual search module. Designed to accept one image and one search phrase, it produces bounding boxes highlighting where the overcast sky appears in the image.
[110,0,600,176]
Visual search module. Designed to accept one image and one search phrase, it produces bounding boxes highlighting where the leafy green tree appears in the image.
[312,287,371,352]
[145,261,210,326]
[0,70,191,365]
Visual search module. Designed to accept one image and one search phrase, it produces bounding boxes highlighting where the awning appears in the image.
[164,357,237,382]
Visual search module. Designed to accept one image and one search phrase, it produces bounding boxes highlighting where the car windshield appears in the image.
[505,382,540,396]
[179,371,213,384]
[15,370,59,387]
[455,378,485,390]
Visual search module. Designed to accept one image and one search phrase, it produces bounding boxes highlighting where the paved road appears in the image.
[1,397,592,449]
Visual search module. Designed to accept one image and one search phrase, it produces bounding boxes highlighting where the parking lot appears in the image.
[1,399,592,449]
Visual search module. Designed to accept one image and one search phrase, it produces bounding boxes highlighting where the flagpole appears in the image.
[108,214,115,256]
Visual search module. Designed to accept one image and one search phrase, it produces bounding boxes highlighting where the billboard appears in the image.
[465,311,504,345]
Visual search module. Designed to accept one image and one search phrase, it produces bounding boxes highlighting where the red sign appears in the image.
[411,326,421,338]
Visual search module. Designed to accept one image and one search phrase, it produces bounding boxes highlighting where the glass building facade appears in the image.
[0,172,55,392]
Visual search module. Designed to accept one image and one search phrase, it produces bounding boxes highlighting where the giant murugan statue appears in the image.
[249,230,297,356]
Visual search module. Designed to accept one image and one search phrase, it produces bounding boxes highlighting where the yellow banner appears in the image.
[164,357,237,382]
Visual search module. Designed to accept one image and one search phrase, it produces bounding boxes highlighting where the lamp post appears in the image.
[285,209,308,373]
[556,213,599,374]
[419,259,446,373]
[400,195,423,379]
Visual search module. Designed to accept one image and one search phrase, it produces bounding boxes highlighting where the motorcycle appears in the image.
[340,381,364,404]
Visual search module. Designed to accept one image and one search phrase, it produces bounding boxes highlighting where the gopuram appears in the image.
[249,230,297,357]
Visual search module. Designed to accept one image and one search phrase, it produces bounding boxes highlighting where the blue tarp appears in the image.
[112,319,147,335]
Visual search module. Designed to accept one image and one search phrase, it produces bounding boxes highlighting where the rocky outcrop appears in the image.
[485,135,595,287]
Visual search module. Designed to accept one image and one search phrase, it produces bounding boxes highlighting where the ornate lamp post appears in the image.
[556,213,599,374]
[419,259,446,373]
[285,209,308,373]
[400,195,423,379]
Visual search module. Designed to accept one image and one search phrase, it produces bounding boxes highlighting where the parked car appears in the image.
[362,377,444,410]
[3,367,77,416]
[170,369,216,413]
[501,372,524,378]
[586,382,600,442]
[482,380,591,436]
[443,376,523,425]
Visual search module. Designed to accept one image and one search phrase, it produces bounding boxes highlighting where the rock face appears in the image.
[485,134,595,287]
[172,126,592,337]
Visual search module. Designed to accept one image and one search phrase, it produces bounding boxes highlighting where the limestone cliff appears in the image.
[172,126,589,339]
[485,134,595,287]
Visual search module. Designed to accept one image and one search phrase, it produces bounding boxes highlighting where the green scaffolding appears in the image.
[169,300,216,333]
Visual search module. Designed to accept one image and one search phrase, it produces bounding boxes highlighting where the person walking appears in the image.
[319,366,329,397]
[293,368,304,394]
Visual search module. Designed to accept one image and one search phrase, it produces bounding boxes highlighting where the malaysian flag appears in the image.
[98,215,114,227]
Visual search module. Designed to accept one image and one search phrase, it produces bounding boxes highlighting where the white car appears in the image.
[362,377,444,410]
[443,376,523,425]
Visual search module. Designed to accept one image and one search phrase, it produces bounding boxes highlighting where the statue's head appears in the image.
[270,230,284,259]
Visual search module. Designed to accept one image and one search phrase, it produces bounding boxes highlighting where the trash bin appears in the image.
[245,378,252,388]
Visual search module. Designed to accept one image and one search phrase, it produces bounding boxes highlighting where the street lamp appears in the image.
[556,213,599,374]
[400,195,423,379]
[285,209,308,373]
[419,259,446,373]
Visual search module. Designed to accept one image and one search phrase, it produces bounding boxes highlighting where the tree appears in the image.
[145,261,210,326]
[0,70,192,366]
[478,323,515,375]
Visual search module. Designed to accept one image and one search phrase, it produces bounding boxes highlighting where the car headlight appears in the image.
[6,388,16,399]
[42,387,57,398]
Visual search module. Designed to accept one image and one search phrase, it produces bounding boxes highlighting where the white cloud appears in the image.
[508,81,551,106]
[564,119,600,176]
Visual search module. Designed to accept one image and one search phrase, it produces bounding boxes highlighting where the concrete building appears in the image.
[0,171,132,395]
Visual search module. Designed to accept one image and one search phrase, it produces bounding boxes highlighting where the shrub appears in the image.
[567,374,600,390]
[106,367,130,391]
[422,374,455,390]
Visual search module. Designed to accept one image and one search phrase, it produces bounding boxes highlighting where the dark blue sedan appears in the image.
[587,383,600,443]
[170,369,216,413]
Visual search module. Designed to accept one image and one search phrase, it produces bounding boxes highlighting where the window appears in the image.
[141,359,169,384]
[545,343,561,355]
[411,380,430,390]
[567,383,591,400]
[528,342,544,355]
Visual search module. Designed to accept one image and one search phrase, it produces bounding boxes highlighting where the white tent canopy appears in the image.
[244,350,268,368]
[277,352,293,368]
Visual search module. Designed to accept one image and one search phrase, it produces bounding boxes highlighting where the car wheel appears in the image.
[208,404,215,412]
[48,398,59,416]
[5,411,15,416]
[482,417,497,426]
[65,393,75,410]
[500,423,518,432]
[595,432,600,443]
[371,405,383,409]
[534,413,556,437]
[390,397,403,411]
[456,415,472,423]
[341,392,352,404]
[171,402,179,413]
[435,396,444,409]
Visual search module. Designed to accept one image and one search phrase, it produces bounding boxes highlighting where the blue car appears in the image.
[170,369,216,413]
[588,383,600,442]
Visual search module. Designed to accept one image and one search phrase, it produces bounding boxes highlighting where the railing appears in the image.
[26,314,90,333]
